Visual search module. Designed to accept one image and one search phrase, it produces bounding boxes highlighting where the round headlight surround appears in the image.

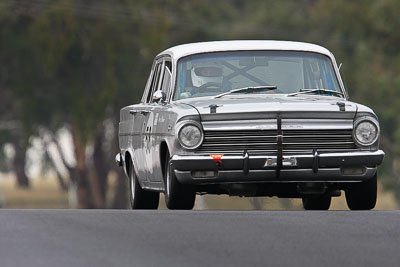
[177,121,204,150]
[353,117,379,147]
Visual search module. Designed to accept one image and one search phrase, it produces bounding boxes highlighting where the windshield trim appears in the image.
[171,50,346,102]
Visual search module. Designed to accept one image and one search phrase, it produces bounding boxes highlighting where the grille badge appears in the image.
[210,154,224,167]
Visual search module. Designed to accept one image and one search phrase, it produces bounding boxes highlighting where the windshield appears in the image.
[173,51,342,100]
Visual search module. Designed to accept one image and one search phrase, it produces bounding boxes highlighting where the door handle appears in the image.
[140,110,150,115]
[129,110,138,115]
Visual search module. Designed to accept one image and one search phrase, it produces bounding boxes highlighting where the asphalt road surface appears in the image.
[0,210,399,267]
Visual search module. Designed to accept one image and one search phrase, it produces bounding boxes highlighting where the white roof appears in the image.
[158,40,332,60]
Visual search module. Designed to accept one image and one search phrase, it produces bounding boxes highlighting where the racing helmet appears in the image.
[191,62,223,87]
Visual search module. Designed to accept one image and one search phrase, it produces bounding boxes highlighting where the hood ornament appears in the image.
[209,104,220,114]
[336,102,346,111]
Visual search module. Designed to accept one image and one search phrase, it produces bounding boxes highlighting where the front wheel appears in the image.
[164,153,195,210]
[129,168,159,209]
[345,174,377,210]
[302,195,332,210]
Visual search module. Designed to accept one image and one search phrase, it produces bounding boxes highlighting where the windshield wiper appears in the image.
[214,85,277,99]
[287,88,344,97]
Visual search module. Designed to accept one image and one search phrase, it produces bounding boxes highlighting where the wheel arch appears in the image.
[124,151,133,177]
[159,141,170,181]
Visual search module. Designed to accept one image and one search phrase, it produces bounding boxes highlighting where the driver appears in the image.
[180,62,229,99]
[188,61,234,98]
[191,62,224,88]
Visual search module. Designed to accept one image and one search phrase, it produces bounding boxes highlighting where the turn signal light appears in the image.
[191,170,217,179]
[341,167,366,175]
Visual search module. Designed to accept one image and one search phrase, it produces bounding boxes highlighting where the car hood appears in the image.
[179,95,358,121]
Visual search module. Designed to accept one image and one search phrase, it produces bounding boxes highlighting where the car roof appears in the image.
[157,40,333,60]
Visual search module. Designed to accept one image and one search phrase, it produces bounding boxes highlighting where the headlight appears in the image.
[177,121,203,149]
[353,117,379,147]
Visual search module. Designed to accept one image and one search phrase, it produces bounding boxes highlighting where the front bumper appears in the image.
[171,150,385,185]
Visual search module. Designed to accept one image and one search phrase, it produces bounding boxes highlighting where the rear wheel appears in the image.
[302,195,332,210]
[164,153,195,210]
[345,174,377,210]
[129,168,159,209]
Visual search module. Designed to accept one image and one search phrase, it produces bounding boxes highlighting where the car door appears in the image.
[129,59,163,183]
[141,58,164,183]
[149,58,173,183]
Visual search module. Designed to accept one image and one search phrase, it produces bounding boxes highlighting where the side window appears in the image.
[146,62,163,103]
[165,61,172,72]
[161,61,172,95]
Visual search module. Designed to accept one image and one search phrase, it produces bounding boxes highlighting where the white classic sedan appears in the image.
[116,40,384,210]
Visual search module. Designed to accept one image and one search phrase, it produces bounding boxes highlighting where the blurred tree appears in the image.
[0,2,33,188]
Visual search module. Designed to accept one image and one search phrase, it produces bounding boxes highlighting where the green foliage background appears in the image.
[1,0,399,202]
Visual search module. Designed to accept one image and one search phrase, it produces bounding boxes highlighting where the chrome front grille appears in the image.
[198,128,357,154]
[198,130,278,153]
[282,129,357,152]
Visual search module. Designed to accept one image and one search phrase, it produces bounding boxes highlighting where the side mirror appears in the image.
[152,90,166,103]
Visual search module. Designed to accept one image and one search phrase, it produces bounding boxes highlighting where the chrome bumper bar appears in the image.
[171,150,385,184]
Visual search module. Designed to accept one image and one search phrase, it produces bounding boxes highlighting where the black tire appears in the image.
[164,153,195,210]
[345,174,377,210]
[129,168,159,209]
[302,195,332,210]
